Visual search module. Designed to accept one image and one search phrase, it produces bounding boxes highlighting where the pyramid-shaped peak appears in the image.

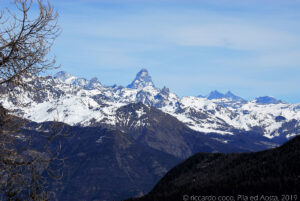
[137,68,149,77]
[127,68,154,89]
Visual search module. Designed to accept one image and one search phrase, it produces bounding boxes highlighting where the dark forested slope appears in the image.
[130,136,300,201]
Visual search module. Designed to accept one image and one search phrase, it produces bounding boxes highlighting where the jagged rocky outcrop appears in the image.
[1,69,300,145]
[1,69,300,139]
[127,69,154,89]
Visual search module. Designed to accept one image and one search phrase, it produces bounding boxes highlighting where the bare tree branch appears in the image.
[0,0,60,87]
[0,1,64,200]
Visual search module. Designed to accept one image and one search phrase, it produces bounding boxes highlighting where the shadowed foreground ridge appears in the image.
[128,136,300,201]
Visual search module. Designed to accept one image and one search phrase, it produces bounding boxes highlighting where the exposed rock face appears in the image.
[1,69,300,141]
[127,69,154,89]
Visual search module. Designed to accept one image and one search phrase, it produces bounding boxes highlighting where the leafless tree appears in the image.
[0,0,60,87]
[0,1,63,200]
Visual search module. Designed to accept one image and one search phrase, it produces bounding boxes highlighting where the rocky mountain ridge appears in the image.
[1,69,300,141]
[2,69,300,201]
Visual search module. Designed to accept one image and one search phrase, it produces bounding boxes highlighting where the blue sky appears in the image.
[2,0,300,103]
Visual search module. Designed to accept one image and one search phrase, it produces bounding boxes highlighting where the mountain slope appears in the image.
[2,69,300,141]
[19,104,281,201]
[97,102,279,158]
[130,136,300,201]
[22,121,181,201]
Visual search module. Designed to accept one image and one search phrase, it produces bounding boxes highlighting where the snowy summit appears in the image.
[127,68,154,89]
[1,68,300,140]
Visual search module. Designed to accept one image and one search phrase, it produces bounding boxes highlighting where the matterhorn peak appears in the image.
[137,68,149,77]
[127,68,155,89]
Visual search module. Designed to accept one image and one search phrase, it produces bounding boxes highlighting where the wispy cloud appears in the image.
[167,23,299,51]
[58,4,300,51]
[10,0,300,102]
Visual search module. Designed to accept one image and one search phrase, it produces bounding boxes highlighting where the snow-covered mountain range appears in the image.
[1,68,300,140]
